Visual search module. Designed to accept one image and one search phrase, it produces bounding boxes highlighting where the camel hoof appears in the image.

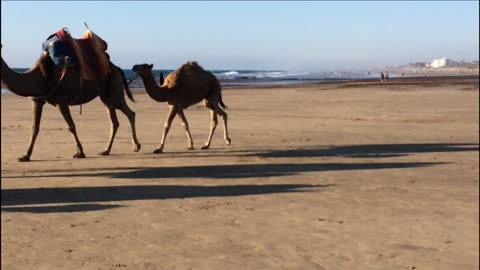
[74,152,86,159]
[187,146,195,150]
[201,145,210,150]
[98,150,110,156]
[134,143,141,153]
[18,155,31,162]
[153,148,163,154]
[226,138,232,145]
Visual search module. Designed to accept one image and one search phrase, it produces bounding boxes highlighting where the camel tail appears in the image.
[119,67,135,102]
[219,92,228,109]
[213,78,227,109]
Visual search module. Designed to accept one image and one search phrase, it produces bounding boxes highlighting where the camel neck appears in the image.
[140,72,169,102]
[1,56,49,97]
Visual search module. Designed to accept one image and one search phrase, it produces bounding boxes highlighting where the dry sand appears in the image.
[1,77,479,270]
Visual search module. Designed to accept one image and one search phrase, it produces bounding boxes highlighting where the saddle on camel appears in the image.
[42,27,112,97]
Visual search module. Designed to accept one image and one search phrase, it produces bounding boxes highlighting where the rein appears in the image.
[126,75,139,86]
[78,74,138,115]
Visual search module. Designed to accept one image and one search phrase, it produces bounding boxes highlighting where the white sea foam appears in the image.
[219,71,240,76]
[214,70,315,80]
[261,71,310,78]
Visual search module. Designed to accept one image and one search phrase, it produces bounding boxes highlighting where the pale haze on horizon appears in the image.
[1,1,479,72]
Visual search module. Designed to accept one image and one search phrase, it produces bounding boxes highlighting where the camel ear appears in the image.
[149,64,153,70]
[159,72,164,85]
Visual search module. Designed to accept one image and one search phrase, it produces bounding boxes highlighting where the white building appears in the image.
[427,58,458,68]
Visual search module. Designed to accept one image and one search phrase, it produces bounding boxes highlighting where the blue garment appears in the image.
[42,36,76,66]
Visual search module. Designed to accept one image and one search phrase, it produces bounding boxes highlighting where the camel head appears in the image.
[132,63,153,77]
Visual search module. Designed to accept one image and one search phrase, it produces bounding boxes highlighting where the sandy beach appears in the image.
[1,76,479,270]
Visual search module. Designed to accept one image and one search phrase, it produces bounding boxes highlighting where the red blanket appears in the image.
[54,28,111,81]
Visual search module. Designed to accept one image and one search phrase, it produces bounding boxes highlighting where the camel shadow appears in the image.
[1,203,124,213]
[98,162,444,179]
[12,143,477,164]
[252,143,479,158]
[0,160,443,214]
[1,184,326,213]
[2,143,467,213]
[1,162,444,179]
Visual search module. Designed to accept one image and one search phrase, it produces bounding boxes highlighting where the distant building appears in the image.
[427,58,459,68]
[408,62,428,68]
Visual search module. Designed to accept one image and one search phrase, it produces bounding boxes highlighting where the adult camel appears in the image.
[132,62,231,153]
[1,47,141,161]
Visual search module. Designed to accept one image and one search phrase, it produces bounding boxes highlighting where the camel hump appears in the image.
[179,61,204,73]
[165,61,215,88]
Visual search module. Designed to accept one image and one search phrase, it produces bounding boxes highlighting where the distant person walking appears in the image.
[385,71,389,82]
[380,72,385,82]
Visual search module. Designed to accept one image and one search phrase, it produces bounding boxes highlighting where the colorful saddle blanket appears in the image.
[43,28,111,81]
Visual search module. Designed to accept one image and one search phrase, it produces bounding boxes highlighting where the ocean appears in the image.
[2,68,384,94]
[124,69,382,88]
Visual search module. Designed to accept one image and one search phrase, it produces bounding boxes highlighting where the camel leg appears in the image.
[202,102,232,149]
[201,110,218,150]
[117,101,141,152]
[155,105,178,154]
[99,107,119,156]
[58,103,86,158]
[213,104,231,146]
[177,109,194,150]
[18,99,45,162]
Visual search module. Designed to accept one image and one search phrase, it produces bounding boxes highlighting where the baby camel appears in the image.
[132,62,231,153]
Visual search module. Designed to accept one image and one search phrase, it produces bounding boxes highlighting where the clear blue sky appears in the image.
[1,1,479,71]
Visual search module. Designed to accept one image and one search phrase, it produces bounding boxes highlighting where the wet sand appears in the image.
[1,76,479,270]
